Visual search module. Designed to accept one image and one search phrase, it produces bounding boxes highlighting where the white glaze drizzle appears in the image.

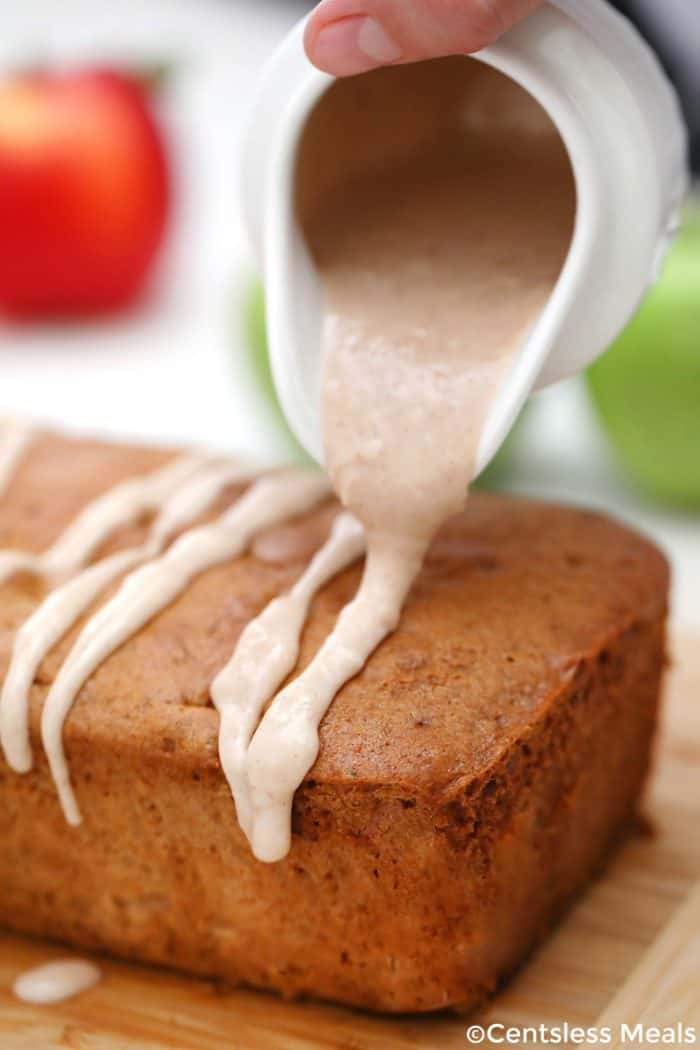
[211,511,365,844]
[13,958,101,1004]
[0,453,210,587]
[245,539,421,861]
[40,469,330,825]
[0,420,35,500]
[0,461,252,775]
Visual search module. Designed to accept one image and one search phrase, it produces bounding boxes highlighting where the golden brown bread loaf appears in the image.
[0,433,669,1013]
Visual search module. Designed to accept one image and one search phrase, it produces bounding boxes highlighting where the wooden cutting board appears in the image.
[1,636,698,1050]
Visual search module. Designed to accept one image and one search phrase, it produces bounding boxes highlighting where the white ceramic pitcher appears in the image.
[241,0,688,474]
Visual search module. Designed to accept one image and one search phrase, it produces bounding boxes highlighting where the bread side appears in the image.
[0,434,669,1011]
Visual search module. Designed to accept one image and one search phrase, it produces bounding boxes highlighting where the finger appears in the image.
[304,0,542,77]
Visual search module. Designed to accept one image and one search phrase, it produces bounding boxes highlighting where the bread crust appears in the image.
[0,434,669,1012]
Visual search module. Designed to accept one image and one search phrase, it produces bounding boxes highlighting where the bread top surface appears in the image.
[0,432,669,796]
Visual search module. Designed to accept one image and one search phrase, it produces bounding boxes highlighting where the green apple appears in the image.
[587,204,700,508]
[245,280,277,408]
[243,280,309,461]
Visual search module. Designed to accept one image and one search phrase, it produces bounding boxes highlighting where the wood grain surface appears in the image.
[598,878,700,1047]
[1,637,698,1050]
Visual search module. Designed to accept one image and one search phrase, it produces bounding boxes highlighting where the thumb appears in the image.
[304,0,542,77]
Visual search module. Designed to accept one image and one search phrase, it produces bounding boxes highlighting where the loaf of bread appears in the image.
[0,432,669,1013]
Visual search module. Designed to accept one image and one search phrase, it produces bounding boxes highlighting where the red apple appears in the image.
[0,68,170,317]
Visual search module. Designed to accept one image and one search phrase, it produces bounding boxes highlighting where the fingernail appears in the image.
[356,17,402,63]
[312,15,402,76]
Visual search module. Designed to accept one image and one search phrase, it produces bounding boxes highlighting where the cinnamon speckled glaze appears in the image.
[0,433,668,1013]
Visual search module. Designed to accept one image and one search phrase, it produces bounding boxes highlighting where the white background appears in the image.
[2,0,698,632]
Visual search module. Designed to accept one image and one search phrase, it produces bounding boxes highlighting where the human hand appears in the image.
[304,0,544,77]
